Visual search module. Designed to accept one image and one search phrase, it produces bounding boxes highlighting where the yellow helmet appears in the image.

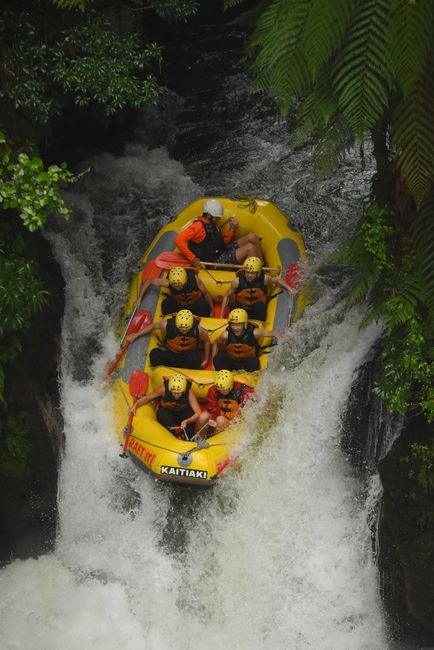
[215,370,234,392]
[168,267,187,288]
[168,374,187,393]
[243,256,262,273]
[175,309,194,331]
[228,308,248,325]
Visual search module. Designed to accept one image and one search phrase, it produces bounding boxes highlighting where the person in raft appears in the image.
[212,307,282,372]
[221,256,295,321]
[128,373,200,440]
[133,266,214,317]
[196,369,254,437]
[174,198,263,267]
[126,309,210,370]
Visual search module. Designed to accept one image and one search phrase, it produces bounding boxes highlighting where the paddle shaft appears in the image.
[198,261,279,272]
[121,410,135,456]
[120,304,139,347]
[105,342,130,382]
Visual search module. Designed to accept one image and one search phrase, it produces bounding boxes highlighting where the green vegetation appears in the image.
[402,440,434,527]
[335,202,433,422]
[227,0,434,424]
[0,0,198,477]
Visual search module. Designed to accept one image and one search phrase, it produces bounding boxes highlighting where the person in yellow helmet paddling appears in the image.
[212,308,282,372]
[195,369,255,437]
[221,256,295,321]
[126,309,210,369]
[128,374,200,440]
[134,266,214,317]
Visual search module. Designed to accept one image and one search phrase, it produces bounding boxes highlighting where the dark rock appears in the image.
[379,414,434,644]
[341,346,434,645]
[0,232,64,565]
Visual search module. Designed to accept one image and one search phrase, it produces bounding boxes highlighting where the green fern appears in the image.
[223,0,247,7]
[412,192,434,328]
[250,0,313,102]
[51,0,90,9]
[313,114,354,180]
[387,0,433,97]
[293,70,339,147]
[333,0,391,141]
[392,71,434,206]
[302,0,356,78]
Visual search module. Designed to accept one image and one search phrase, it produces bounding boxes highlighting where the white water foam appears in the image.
[0,143,389,649]
[0,307,388,649]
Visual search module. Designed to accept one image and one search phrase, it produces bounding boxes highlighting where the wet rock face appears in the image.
[0,232,64,565]
[340,344,403,475]
[341,349,434,644]
[379,414,434,644]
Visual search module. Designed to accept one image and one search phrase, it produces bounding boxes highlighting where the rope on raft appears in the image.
[233,194,258,213]
[127,432,228,455]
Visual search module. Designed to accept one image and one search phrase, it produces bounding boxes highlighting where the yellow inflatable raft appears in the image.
[112,197,307,486]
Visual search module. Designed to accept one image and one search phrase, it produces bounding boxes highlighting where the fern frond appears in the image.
[392,71,434,206]
[387,0,433,97]
[314,114,354,179]
[224,0,246,7]
[383,294,418,332]
[51,0,89,9]
[333,228,370,269]
[346,267,381,306]
[269,49,311,113]
[293,69,339,147]
[332,0,391,141]
[412,192,434,325]
[250,0,313,107]
[302,0,356,78]
[360,303,386,329]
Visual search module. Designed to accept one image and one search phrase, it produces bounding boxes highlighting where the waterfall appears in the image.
[0,141,389,649]
[0,26,396,650]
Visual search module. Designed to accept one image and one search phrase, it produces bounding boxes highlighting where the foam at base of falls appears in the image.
[0,306,388,650]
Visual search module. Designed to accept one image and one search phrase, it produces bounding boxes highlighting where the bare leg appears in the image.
[235,233,264,263]
[196,411,211,433]
[215,415,231,429]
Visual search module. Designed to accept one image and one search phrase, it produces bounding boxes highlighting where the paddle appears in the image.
[120,304,139,348]
[120,370,149,458]
[155,251,279,273]
[285,263,304,290]
[104,309,152,382]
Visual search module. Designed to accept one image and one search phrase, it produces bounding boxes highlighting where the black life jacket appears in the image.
[232,270,267,307]
[224,322,259,360]
[217,383,246,420]
[164,317,200,353]
[188,216,225,262]
[159,379,191,411]
[166,268,202,306]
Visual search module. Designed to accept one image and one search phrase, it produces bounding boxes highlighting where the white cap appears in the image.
[203,199,224,217]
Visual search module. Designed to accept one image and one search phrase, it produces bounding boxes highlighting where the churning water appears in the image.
[0,26,391,650]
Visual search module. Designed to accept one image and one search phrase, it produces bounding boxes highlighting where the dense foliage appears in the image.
[0,0,198,477]
[228,0,434,423]
[335,202,433,421]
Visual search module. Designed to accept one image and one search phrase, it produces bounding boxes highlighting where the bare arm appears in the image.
[254,327,282,340]
[199,326,211,369]
[180,390,201,428]
[211,331,228,367]
[196,276,214,317]
[129,385,164,415]
[265,273,294,295]
[220,278,238,317]
[126,319,166,344]
[134,277,168,307]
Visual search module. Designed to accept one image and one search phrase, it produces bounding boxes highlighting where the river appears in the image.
[0,25,396,650]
